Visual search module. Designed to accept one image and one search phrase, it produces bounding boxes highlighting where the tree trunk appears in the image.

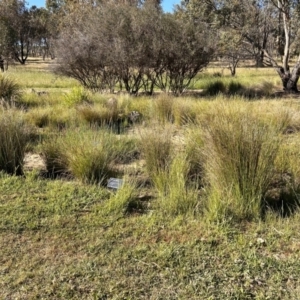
[276,62,300,93]
[0,56,4,72]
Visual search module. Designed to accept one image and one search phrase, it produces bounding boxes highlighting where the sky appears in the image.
[26,0,181,12]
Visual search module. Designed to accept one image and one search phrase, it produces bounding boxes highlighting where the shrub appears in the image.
[0,111,30,175]
[202,101,282,222]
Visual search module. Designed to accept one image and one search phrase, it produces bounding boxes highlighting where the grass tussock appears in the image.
[0,74,22,106]
[139,125,174,180]
[203,101,282,222]
[41,135,69,177]
[153,153,199,216]
[173,99,199,125]
[185,126,205,182]
[41,128,137,183]
[152,94,174,124]
[76,104,119,128]
[0,111,31,175]
[26,106,75,130]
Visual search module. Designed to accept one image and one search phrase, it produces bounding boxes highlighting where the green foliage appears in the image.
[26,108,50,128]
[0,111,30,175]
[64,87,90,107]
[185,127,205,182]
[26,106,74,129]
[203,101,282,222]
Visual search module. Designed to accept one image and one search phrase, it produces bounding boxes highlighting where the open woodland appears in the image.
[1,58,300,299]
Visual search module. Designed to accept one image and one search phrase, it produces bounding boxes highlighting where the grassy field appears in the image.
[1,59,300,299]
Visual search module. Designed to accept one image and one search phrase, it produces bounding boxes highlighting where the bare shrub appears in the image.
[54,3,214,95]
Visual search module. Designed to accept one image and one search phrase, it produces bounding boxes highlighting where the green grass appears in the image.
[7,61,79,89]
[1,173,300,299]
[1,59,300,299]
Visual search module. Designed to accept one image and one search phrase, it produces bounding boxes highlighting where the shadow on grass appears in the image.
[264,173,300,218]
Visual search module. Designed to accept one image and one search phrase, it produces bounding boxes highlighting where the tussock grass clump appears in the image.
[26,106,74,129]
[173,99,199,125]
[204,79,245,96]
[41,128,136,183]
[18,93,47,108]
[228,81,244,94]
[205,79,227,95]
[153,94,174,124]
[153,153,199,216]
[185,126,205,183]
[41,135,69,177]
[258,80,275,96]
[139,125,174,180]
[0,111,30,175]
[77,105,119,127]
[26,108,50,128]
[203,101,282,222]
[0,74,22,106]
[270,138,300,215]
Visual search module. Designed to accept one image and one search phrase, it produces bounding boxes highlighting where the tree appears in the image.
[266,0,300,92]
[181,0,300,92]
[217,29,245,76]
[0,0,35,64]
[29,6,56,59]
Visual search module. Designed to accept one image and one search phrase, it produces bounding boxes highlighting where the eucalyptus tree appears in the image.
[182,0,300,92]
[29,6,56,59]
[0,0,39,64]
